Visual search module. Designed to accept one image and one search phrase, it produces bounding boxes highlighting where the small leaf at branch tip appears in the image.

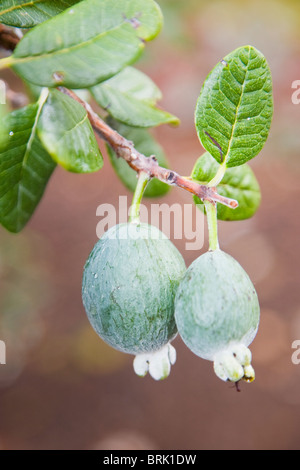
[91,67,179,128]
[195,45,273,167]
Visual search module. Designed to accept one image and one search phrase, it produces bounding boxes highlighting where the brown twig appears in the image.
[0,26,237,208]
[4,81,29,108]
[58,87,238,209]
[0,25,20,52]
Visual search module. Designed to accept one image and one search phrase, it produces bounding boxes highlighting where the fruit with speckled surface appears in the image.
[82,223,186,355]
[175,250,260,361]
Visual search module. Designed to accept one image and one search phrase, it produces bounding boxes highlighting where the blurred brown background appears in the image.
[0,0,300,450]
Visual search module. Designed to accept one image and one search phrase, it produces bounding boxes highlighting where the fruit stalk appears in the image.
[129,171,150,224]
[204,201,219,251]
[82,223,186,380]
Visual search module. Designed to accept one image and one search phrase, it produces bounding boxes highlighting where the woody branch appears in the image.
[0,27,237,208]
[58,87,238,209]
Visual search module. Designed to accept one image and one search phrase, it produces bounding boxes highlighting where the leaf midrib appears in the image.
[0,1,48,16]
[223,48,250,165]
[16,90,49,224]
[13,20,139,65]
[55,113,88,143]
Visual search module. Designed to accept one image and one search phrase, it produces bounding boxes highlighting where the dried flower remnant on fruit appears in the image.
[82,223,186,380]
[174,250,260,385]
[133,343,176,380]
[213,344,255,383]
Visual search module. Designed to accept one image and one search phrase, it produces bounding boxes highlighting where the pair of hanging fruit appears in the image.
[82,45,273,385]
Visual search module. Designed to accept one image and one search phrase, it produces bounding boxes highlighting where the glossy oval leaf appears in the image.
[7,0,163,88]
[0,1,82,28]
[91,67,179,128]
[0,102,56,233]
[0,101,8,149]
[195,45,273,167]
[37,89,102,173]
[106,121,170,197]
[192,152,261,221]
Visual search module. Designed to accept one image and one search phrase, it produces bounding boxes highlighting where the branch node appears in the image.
[56,87,238,211]
[167,171,175,183]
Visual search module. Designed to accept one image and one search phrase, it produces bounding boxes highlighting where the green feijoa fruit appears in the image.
[175,250,259,383]
[82,223,186,380]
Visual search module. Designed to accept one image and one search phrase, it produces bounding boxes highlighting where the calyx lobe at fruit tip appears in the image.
[133,343,176,380]
[213,344,255,383]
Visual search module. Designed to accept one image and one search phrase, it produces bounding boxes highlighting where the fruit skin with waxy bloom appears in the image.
[174,249,260,383]
[82,222,186,380]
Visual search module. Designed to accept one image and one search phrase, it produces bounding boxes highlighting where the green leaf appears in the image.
[37,89,102,173]
[192,152,261,221]
[195,45,273,167]
[0,101,56,233]
[106,121,170,197]
[91,67,179,128]
[0,1,82,28]
[5,0,163,88]
[0,101,8,149]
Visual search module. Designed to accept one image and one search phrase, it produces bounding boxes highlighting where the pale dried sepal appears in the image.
[133,343,176,380]
[213,344,255,383]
